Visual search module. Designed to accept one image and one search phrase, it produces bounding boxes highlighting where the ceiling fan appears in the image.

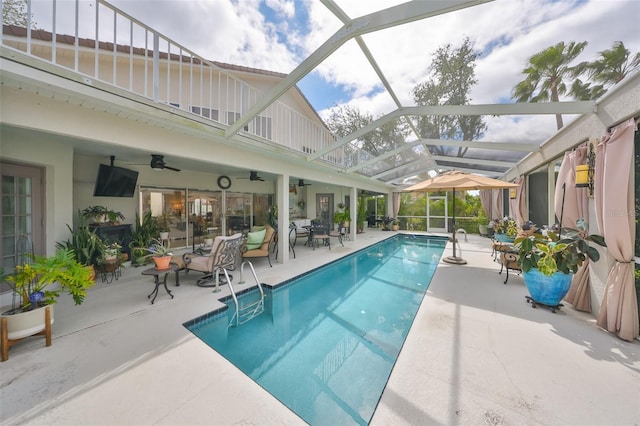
[298,179,311,187]
[237,171,265,181]
[150,154,180,172]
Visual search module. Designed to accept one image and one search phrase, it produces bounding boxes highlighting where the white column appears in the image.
[350,186,357,241]
[276,174,289,263]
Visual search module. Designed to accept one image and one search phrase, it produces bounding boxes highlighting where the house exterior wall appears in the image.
[1,126,74,256]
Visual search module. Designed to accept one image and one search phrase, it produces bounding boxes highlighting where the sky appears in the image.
[76,0,640,147]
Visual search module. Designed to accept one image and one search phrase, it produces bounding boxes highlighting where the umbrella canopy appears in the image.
[405,170,519,192]
[404,171,519,265]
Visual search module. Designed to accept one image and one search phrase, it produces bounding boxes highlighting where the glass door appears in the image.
[140,188,187,247]
[1,162,45,283]
[427,194,447,232]
[316,193,334,227]
[188,190,222,246]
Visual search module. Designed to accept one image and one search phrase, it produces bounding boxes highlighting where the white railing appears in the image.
[1,0,343,166]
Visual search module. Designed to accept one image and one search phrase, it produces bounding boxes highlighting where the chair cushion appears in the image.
[251,226,266,232]
[246,229,266,250]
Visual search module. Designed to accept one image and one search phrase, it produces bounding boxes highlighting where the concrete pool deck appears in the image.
[1,230,638,425]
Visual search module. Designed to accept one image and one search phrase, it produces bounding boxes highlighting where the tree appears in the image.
[585,41,640,88]
[325,105,411,170]
[2,0,37,28]
[412,37,486,157]
[568,78,606,101]
[512,41,587,130]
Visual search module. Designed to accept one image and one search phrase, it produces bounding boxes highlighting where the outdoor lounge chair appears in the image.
[241,225,276,267]
[183,233,243,287]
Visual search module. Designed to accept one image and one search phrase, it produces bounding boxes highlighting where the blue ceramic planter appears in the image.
[523,268,572,307]
[494,233,515,243]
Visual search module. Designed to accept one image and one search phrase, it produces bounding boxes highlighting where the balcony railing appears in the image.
[1,0,344,166]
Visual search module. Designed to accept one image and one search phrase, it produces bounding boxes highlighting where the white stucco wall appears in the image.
[1,126,74,255]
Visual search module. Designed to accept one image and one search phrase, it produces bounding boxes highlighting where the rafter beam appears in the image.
[226,0,492,138]
[309,108,404,160]
[371,156,428,179]
[429,155,516,168]
[402,101,596,116]
[346,140,424,172]
[420,138,539,152]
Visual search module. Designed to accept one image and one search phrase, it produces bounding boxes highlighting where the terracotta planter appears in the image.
[153,256,172,270]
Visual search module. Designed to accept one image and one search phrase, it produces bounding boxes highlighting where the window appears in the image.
[190,106,219,121]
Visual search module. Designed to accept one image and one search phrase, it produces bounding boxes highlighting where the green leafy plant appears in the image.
[148,238,172,257]
[333,209,350,224]
[494,217,518,237]
[515,221,606,276]
[6,249,95,310]
[56,218,105,267]
[81,206,125,224]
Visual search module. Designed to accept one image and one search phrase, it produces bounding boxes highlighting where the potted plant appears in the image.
[148,238,173,269]
[129,212,159,266]
[515,220,606,311]
[105,210,125,225]
[95,242,126,273]
[494,217,518,242]
[391,220,400,231]
[1,249,95,361]
[56,218,105,279]
[155,213,172,240]
[381,216,395,231]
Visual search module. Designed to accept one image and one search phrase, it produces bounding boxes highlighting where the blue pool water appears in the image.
[185,234,446,425]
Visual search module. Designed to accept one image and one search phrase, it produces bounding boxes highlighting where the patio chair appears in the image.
[183,233,243,287]
[310,221,331,250]
[328,222,345,247]
[241,225,276,267]
[498,251,521,284]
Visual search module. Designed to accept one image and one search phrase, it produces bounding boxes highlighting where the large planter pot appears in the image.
[478,224,488,235]
[523,268,572,311]
[1,305,54,361]
[494,233,515,243]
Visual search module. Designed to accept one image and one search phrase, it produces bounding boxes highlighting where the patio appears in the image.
[1,230,638,425]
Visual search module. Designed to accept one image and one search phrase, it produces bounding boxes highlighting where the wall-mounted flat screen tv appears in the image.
[93,164,139,197]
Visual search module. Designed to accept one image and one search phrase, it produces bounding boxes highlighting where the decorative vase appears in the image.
[159,232,169,241]
[153,255,172,270]
[494,233,515,243]
[523,268,572,308]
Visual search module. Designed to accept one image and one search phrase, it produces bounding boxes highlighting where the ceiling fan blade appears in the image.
[164,165,181,172]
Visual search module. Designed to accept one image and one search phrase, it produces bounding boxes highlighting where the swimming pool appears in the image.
[185,234,446,425]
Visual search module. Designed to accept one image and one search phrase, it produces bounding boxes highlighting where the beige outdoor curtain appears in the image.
[509,176,526,226]
[392,192,400,218]
[480,189,502,219]
[555,145,592,311]
[594,118,638,341]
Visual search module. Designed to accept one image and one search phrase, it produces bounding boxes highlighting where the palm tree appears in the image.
[585,41,640,87]
[512,41,588,130]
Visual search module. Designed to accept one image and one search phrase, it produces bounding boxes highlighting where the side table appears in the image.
[141,265,178,304]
